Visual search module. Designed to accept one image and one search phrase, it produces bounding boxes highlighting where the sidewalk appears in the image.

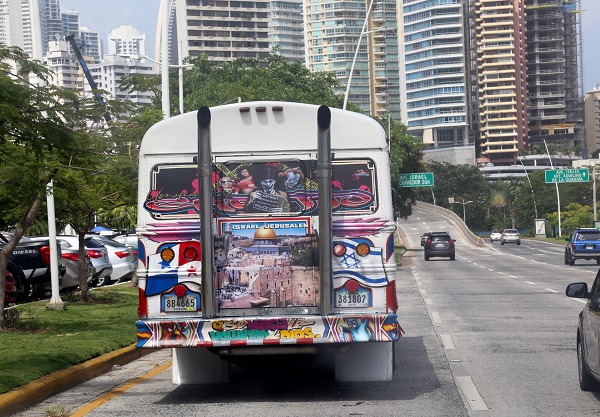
[1,346,168,417]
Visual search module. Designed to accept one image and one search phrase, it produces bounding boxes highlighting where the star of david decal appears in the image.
[341,252,360,268]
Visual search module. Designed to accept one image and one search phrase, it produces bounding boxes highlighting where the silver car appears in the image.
[87,235,136,283]
[500,229,521,245]
[59,241,94,290]
[57,236,113,287]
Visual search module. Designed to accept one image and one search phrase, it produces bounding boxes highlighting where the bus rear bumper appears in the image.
[136,313,401,349]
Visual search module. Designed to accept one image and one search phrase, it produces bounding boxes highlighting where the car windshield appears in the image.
[431,234,451,241]
[504,229,518,233]
[89,236,128,248]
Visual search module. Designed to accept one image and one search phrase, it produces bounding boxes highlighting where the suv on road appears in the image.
[424,232,456,261]
[565,228,600,266]
[500,229,521,245]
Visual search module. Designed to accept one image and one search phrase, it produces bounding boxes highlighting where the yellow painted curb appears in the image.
[0,345,156,417]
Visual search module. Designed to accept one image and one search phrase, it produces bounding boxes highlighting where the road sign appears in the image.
[545,168,589,183]
[398,172,434,187]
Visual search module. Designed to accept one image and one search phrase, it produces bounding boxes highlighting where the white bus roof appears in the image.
[140,101,387,155]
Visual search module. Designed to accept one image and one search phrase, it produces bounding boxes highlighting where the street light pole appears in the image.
[458,199,473,223]
[160,0,170,119]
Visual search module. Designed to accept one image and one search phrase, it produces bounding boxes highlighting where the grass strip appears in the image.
[0,284,138,394]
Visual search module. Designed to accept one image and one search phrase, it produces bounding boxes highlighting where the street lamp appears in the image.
[458,199,473,223]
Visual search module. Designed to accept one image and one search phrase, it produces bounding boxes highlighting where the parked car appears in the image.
[420,232,431,247]
[500,229,521,245]
[565,228,600,266]
[566,272,600,391]
[87,235,136,283]
[0,232,65,300]
[59,241,94,290]
[490,229,502,243]
[57,236,113,287]
[424,232,456,261]
[5,269,17,305]
[113,233,139,258]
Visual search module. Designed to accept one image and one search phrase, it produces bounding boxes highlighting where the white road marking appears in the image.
[525,281,536,285]
[488,269,494,272]
[440,334,455,350]
[425,298,433,305]
[420,289,428,295]
[456,376,489,411]
[431,312,442,324]
[545,288,559,293]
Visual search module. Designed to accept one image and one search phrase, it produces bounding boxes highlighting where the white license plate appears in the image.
[585,245,594,249]
[435,243,444,247]
[164,295,198,311]
[335,290,369,307]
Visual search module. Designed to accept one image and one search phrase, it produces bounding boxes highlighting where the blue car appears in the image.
[565,228,600,266]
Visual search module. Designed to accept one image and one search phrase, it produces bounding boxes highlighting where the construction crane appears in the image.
[65,34,112,123]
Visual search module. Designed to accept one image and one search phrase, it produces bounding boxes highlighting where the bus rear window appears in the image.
[143,159,377,219]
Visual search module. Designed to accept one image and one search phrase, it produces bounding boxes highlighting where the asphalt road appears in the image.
[11,205,600,416]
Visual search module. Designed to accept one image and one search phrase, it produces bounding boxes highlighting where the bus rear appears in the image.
[135,102,401,383]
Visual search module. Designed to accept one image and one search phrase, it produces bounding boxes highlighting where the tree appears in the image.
[0,45,97,316]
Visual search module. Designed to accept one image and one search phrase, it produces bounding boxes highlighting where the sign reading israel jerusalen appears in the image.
[544,168,589,184]
[398,172,434,187]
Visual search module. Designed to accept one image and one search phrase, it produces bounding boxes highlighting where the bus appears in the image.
[135,101,401,383]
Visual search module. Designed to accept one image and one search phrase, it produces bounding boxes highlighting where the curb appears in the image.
[0,345,156,417]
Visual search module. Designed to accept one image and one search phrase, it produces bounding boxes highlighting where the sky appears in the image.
[61,0,600,92]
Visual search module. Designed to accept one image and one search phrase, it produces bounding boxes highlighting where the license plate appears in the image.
[435,243,444,247]
[585,245,594,249]
[164,295,198,312]
[335,290,369,307]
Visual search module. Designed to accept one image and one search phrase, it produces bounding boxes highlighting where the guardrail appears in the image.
[415,201,487,248]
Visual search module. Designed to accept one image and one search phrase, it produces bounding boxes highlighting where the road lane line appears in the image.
[440,334,455,350]
[545,288,559,293]
[456,376,489,411]
[70,360,172,417]
[425,298,433,305]
[431,312,442,324]
[525,281,536,285]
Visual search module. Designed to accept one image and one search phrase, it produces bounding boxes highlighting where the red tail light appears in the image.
[87,249,104,259]
[40,246,51,266]
[62,253,79,261]
[115,250,130,259]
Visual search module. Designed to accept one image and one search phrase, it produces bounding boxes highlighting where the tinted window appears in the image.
[577,232,600,240]
[431,234,451,241]
[91,237,127,248]
[83,238,105,249]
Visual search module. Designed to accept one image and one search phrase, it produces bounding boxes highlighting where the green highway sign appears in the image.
[398,172,434,187]
[545,168,589,184]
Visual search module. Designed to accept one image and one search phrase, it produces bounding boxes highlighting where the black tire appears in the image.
[450,254,455,261]
[7,261,29,301]
[95,275,111,287]
[569,256,575,266]
[565,253,569,265]
[578,335,598,391]
[517,241,521,245]
[424,253,429,261]
[501,241,505,245]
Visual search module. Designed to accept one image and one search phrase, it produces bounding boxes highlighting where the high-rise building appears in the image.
[88,54,157,107]
[475,0,529,165]
[108,26,146,58]
[79,27,101,61]
[398,0,470,146]
[270,0,304,62]
[304,0,400,119]
[169,0,274,63]
[584,86,600,156]
[44,37,80,89]
[525,0,584,152]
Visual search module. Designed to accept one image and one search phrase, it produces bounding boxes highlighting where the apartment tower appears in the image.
[475,0,528,165]
[398,0,470,147]
[525,0,583,152]
[304,0,400,119]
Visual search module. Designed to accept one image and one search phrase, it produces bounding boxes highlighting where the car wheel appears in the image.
[578,335,598,391]
[95,275,111,287]
[517,241,521,245]
[450,254,455,261]
[569,256,575,266]
[564,252,569,265]
[501,240,505,245]
[424,253,429,261]
[489,239,493,243]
